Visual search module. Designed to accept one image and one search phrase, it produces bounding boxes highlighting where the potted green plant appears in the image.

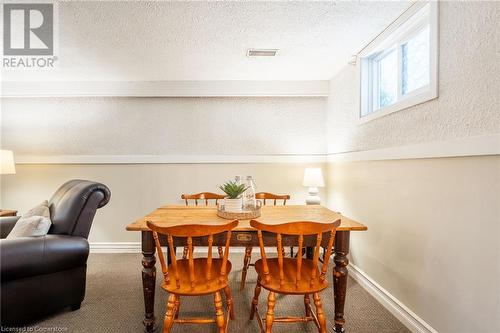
[219,181,248,212]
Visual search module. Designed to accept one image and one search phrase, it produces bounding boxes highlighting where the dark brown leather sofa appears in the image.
[0,180,111,326]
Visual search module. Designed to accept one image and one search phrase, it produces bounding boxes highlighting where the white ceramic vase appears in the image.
[224,197,243,213]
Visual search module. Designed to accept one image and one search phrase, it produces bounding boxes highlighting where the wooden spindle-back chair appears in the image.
[146,219,238,333]
[249,219,341,333]
[255,192,290,206]
[181,192,225,206]
[240,192,291,290]
[180,192,226,259]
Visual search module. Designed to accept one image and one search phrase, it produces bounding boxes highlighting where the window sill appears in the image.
[357,86,438,125]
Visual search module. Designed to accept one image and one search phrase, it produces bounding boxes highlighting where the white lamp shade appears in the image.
[0,150,16,174]
[302,168,324,187]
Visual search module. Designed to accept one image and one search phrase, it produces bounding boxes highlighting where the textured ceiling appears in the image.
[3,1,412,81]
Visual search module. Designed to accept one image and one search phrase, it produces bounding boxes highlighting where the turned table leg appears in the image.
[333,230,350,333]
[306,247,314,259]
[142,231,157,332]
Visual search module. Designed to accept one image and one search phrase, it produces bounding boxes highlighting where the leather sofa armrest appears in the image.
[0,234,89,282]
[0,216,21,239]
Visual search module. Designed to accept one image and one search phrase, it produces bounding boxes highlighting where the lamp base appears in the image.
[305,187,321,205]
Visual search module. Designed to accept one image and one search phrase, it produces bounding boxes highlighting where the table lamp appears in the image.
[302,167,324,205]
[0,150,16,212]
[1,150,15,175]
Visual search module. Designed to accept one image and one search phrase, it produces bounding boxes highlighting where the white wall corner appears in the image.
[349,263,439,333]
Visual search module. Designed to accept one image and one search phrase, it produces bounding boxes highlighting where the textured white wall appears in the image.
[326,1,500,154]
[326,156,500,333]
[1,95,327,242]
[325,2,500,332]
[1,97,326,155]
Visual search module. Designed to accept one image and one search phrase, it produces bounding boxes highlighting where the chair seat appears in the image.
[161,258,232,295]
[255,258,328,294]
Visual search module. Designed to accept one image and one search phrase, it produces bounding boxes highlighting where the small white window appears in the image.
[359,2,438,123]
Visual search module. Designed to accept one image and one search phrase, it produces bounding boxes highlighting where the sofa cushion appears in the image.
[6,201,51,239]
[0,235,89,282]
[0,216,21,239]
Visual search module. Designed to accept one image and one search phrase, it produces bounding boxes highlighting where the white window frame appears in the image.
[358,1,438,124]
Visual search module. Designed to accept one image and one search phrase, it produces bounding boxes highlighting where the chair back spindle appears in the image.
[256,230,270,283]
[187,236,195,288]
[152,231,169,283]
[276,233,284,286]
[311,232,322,283]
[167,234,180,288]
[220,230,232,282]
[206,234,213,283]
[296,234,303,287]
[319,230,336,282]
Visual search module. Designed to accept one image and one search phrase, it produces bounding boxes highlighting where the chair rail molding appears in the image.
[14,154,327,164]
[13,134,499,164]
[1,80,330,97]
[327,133,500,162]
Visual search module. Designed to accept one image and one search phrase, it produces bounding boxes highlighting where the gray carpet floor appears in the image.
[31,253,410,333]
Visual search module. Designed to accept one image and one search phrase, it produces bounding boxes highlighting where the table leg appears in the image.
[141,231,157,332]
[333,230,350,333]
[306,247,314,259]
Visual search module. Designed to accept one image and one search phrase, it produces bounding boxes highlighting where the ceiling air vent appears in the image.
[246,49,278,57]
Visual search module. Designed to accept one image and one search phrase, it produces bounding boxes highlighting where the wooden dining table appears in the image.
[126,204,367,332]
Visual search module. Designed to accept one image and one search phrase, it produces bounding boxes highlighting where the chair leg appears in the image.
[223,286,235,320]
[214,291,226,333]
[304,294,311,317]
[240,246,252,290]
[265,292,276,333]
[163,294,177,333]
[218,246,224,258]
[313,293,327,333]
[250,277,262,320]
[182,246,188,259]
[174,296,180,319]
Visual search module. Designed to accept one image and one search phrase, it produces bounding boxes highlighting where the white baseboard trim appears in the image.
[90,242,141,253]
[89,243,259,254]
[349,263,438,333]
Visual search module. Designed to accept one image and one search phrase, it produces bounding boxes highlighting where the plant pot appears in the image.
[224,197,243,213]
